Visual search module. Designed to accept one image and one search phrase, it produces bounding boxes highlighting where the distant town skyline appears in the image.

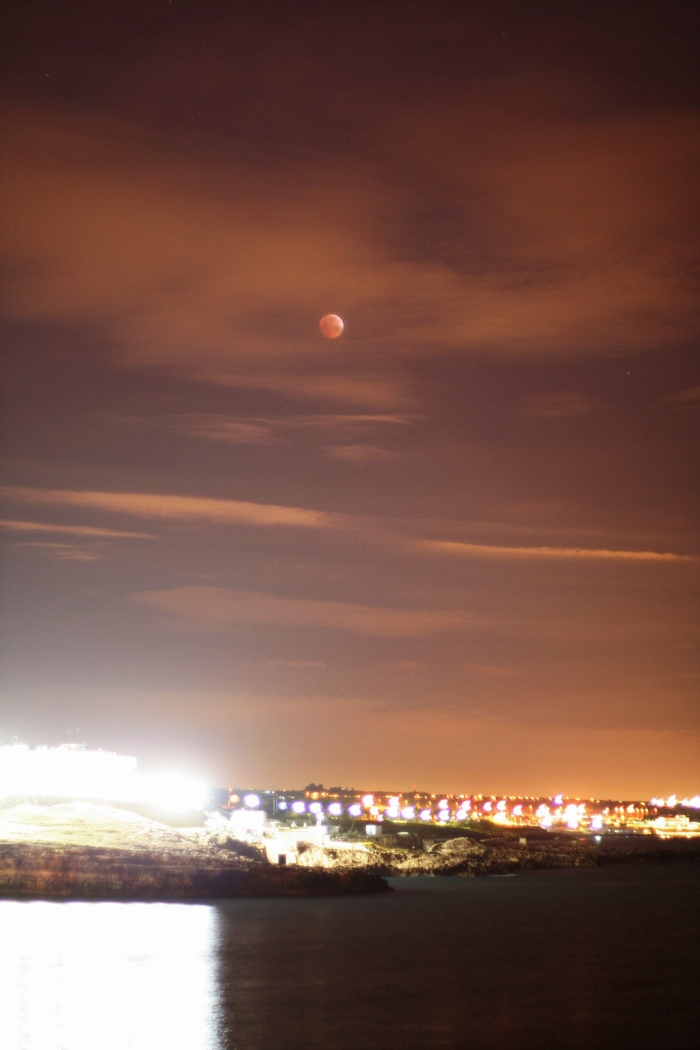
[1,1,698,797]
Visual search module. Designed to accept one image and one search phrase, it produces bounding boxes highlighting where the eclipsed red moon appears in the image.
[319,313,344,338]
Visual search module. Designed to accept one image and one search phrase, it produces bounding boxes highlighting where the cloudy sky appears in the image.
[1,0,698,795]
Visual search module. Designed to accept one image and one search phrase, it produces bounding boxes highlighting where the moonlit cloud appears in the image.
[201,373,411,409]
[3,94,696,415]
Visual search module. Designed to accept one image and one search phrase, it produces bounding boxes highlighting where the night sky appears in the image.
[1,1,698,796]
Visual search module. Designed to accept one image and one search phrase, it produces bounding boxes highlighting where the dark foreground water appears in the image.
[2,863,698,1050]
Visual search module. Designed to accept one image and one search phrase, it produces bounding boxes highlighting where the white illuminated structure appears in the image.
[0,744,207,812]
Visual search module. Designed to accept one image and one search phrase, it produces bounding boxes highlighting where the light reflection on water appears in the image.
[1,900,221,1050]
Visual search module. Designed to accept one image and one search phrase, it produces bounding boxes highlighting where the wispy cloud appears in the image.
[463,663,519,679]
[133,586,479,638]
[1,487,342,530]
[3,487,692,562]
[0,519,155,539]
[103,411,416,446]
[165,415,278,445]
[200,374,411,409]
[325,444,399,464]
[521,392,597,419]
[14,541,103,562]
[383,661,426,671]
[415,539,695,563]
[267,659,326,668]
[666,384,700,405]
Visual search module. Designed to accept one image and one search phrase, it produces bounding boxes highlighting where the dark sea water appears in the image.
[3,863,698,1050]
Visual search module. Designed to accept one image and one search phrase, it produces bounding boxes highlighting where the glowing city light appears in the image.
[437,799,449,810]
[564,804,579,829]
[348,804,362,817]
[401,806,415,820]
[513,804,522,816]
[243,793,260,808]
[362,794,374,807]
[419,809,432,821]
[277,801,288,810]
[483,801,492,812]
[385,807,400,819]
[309,802,322,814]
[553,794,564,806]
[291,801,306,814]
[327,802,343,817]
[496,800,506,812]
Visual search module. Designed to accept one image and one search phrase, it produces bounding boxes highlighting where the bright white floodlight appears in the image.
[0,745,139,801]
[0,745,209,813]
[145,774,208,812]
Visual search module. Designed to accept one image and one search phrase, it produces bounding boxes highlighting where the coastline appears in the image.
[0,842,390,899]
[2,800,698,902]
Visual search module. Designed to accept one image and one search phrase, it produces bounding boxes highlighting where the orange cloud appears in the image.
[667,385,700,405]
[14,541,103,562]
[0,487,341,530]
[521,392,597,418]
[3,487,692,563]
[133,586,480,638]
[416,539,695,563]
[0,519,155,539]
[325,444,398,464]
[2,94,697,414]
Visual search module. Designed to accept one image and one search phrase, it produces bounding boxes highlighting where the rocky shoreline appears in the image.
[300,832,700,877]
[0,801,389,899]
[0,841,390,899]
[1,801,698,901]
